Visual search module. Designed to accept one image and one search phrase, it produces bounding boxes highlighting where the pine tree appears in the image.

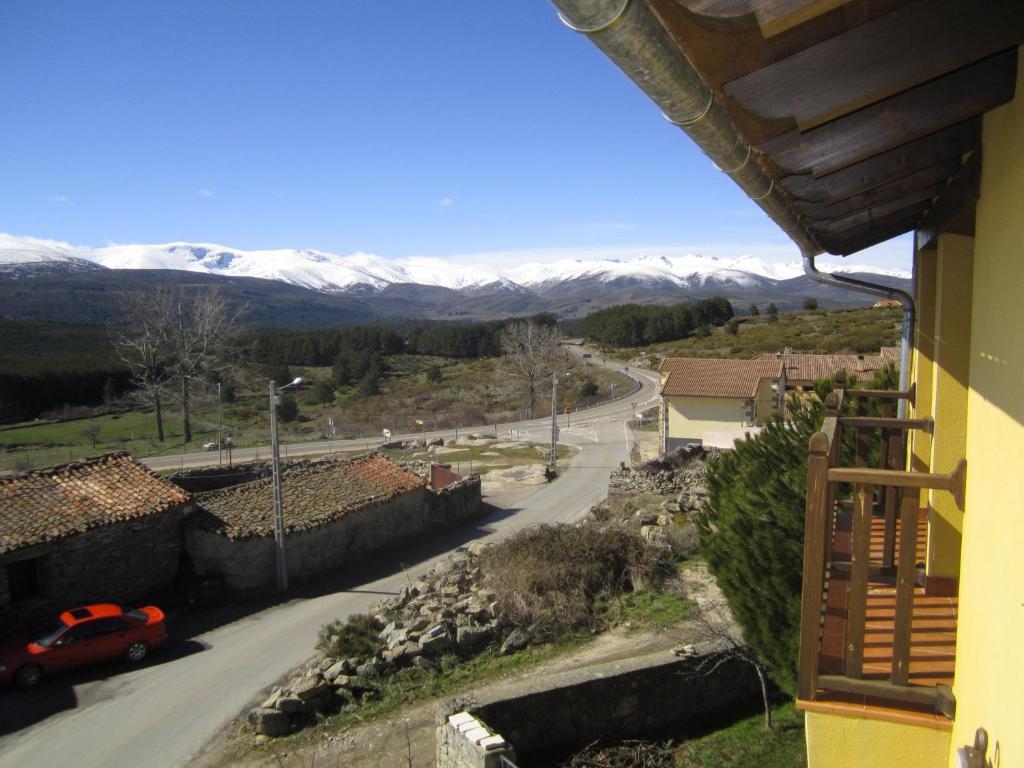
[696,398,823,694]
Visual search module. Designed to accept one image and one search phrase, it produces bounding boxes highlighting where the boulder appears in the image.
[292,675,331,701]
[260,688,283,710]
[419,630,452,657]
[322,660,348,681]
[248,708,290,737]
[355,660,381,678]
[276,696,306,715]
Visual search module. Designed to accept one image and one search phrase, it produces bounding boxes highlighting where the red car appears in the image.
[0,603,168,689]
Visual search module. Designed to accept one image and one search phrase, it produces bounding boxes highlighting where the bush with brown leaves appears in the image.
[481,525,672,641]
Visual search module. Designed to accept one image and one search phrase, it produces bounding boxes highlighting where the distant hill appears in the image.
[0,234,910,324]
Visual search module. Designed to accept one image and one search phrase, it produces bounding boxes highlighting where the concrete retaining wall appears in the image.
[440,644,759,762]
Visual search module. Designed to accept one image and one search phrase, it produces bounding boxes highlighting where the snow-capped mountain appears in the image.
[0,233,910,318]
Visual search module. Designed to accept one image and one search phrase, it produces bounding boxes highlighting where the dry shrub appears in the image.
[562,740,675,768]
[481,525,672,640]
[316,613,383,658]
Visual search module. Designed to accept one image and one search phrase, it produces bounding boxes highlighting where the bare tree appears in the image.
[162,287,241,444]
[676,596,775,730]
[80,423,101,450]
[498,320,560,417]
[113,289,173,442]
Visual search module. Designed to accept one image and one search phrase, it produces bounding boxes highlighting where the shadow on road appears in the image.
[0,638,206,738]
[0,502,519,740]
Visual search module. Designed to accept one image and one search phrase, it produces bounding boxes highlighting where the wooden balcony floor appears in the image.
[819,510,957,690]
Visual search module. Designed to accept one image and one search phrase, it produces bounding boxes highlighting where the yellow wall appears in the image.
[754,378,777,424]
[910,248,937,473]
[948,48,1024,768]
[926,234,973,578]
[665,395,746,442]
[805,711,950,768]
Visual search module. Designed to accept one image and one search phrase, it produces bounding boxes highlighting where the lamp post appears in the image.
[217,381,223,466]
[550,371,570,466]
[269,377,303,591]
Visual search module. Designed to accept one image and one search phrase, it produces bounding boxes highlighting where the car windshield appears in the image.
[34,621,69,647]
[120,606,149,622]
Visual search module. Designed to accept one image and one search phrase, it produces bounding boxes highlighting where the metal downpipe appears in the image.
[802,254,915,418]
[552,0,821,255]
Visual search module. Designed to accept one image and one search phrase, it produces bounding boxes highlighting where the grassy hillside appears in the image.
[609,306,901,361]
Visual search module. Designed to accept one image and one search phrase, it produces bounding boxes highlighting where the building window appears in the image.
[5,557,47,602]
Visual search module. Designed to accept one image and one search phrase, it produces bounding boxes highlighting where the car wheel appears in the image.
[124,640,150,663]
[14,664,42,689]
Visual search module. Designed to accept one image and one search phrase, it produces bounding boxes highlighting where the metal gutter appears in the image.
[552,0,821,255]
[552,0,916,414]
[803,254,914,417]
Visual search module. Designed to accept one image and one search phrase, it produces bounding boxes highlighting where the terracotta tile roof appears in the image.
[756,348,900,383]
[194,455,426,540]
[660,358,782,399]
[0,453,190,555]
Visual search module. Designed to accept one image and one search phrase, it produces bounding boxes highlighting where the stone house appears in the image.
[0,453,191,631]
[186,455,483,591]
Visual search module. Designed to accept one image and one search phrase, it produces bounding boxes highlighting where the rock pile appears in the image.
[248,541,515,737]
[607,444,716,515]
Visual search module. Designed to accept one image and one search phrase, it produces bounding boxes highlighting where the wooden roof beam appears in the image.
[809,185,940,236]
[817,209,929,255]
[678,0,853,38]
[779,119,979,203]
[725,0,1024,130]
[797,161,958,221]
[761,49,1017,176]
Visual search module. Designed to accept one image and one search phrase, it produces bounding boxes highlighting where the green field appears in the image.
[610,306,901,361]
[0,352,630,472]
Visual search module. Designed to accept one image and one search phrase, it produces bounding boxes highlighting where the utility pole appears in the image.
[269,380,287,591]
[217,381,223,466]
[268,376,302,592]
[550,371,558,466]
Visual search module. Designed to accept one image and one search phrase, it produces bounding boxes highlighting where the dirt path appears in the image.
[199,562,726,768]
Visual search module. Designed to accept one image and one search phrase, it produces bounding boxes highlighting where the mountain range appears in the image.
[0,233,910,325]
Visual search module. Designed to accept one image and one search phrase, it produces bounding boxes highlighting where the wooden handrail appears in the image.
[846,382,916,405]
[827,459,966,509]
[839,416,934,434]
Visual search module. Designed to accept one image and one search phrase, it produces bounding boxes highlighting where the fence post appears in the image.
[798,431,831,701]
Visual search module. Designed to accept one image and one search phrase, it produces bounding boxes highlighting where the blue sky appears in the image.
[0,1,909,270]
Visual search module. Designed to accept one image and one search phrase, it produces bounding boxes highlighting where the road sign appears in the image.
[382,428,392,440]
[415,419,424,427]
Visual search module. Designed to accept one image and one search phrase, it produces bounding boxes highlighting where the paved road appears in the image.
[0,364,661,768]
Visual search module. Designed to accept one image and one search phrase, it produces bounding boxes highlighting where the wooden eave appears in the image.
[646,0,1024,255]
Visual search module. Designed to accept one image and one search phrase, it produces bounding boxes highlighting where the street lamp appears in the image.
[269,376,303,591]
[217,381,223,467]
[550,371,570,467]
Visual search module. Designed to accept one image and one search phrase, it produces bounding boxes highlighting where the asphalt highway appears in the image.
[0,362,661,768]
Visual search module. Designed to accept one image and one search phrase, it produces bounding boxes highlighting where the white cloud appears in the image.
[438,196,455,208]
[196,188,215,198]
[50,194,72,204]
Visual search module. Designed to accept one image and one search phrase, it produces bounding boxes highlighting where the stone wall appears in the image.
[186,478,485,591]
[443,644,759,762]
[1,504,188,630]
[436,711,516,768]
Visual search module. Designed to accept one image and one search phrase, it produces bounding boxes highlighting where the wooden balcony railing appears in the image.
[797,386,965,715]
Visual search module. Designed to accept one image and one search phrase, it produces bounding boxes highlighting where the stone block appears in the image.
[248,707,290,736]
[292,676,331,701]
